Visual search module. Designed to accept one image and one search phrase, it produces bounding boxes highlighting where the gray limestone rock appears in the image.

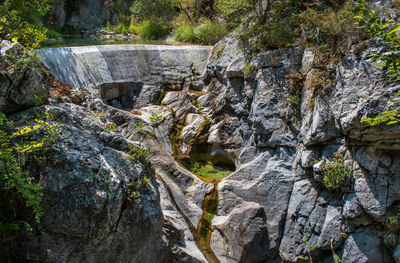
[343,194,362,219]
[39,45,212,93]
[331,41,400,149]
[180,113,205,155]
[0,42,48,113]
[19,104,163,262]
[211,202,270,263]
[162,92,197,119]
[342,231,384,263]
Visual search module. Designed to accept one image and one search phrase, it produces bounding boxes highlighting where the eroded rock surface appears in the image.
[7,30,400,263]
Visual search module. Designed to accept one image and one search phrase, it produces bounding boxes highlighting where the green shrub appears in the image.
[0,111,60,258]
[125,144,150,164]
[137,21,168,40]
[46,29,62,39]
[197,22,228,45]
[215,44,226,59]
[174,22,228,45]
[215,0,256,29]
[321,154,351,190]
[174,25,198,43]
[130,0,177,24]
[299,4,358,45]
[115,23,128,34]
[128,24,137,34]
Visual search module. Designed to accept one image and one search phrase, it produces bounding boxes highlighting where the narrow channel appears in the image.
[197,183,220,263]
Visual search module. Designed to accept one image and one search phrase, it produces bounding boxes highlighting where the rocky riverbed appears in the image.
[1,29,400,262]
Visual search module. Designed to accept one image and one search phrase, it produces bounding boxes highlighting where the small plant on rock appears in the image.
[126,176,151,203]
[125,144,150,165]
[321,153,351,190]
[149,112,163,127]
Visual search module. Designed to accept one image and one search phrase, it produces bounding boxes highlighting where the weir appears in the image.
[38,45,212,90]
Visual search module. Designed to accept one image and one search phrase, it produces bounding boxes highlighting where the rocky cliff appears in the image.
[3,24,400,263]
[48,0,117,31]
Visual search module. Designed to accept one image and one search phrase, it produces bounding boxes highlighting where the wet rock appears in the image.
[158,179,208,263]
[180,114,206,155]
[39,45,212,92]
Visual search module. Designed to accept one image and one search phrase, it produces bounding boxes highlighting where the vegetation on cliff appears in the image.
[0,0,52,49]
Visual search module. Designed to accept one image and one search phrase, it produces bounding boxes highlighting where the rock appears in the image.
[331,41,400,149]
[162,92,197,119]
[136,85,163,108]
[180,114,205,155]
[19,104,163,262]
[251,47,301,70]
[0,41,48,113]
[211,202,270,263]
[217,150,294,261]
[301,149,318,168]
[342,231,384,263]
[226,52,246,78]
[302,47,315,73]
[354,170,389,221]
[342,194,362,219]
[394,244,400,263]
[248,68,299,147]
[39,45,212,92]
[158,180,208,263]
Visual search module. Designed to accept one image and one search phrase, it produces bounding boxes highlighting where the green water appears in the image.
[40,35,171,48]
[180,152,235,181]
[198,184,220,263]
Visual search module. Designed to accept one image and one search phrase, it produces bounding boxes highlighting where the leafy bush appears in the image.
[321,154,351,190]
[174,22,228,45]
[0,0,52,49]
[0,111,60,258]
[197,22,228,45]
[125,144,150,164]
[128,24,137,34]
[137,21,168,40]
[299,4,358,45]
[174,25,198,43]
[115,23,128,34]
[215,0,256,29]
[130,0,177,24]
[46,29,62,39]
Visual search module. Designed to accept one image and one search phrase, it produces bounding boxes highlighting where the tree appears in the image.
[0,0,52,49]
[130,0,177,24]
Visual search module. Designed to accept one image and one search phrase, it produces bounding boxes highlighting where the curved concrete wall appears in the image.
[39,45,212,91]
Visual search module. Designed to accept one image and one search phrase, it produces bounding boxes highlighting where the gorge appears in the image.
[1,26,400,263]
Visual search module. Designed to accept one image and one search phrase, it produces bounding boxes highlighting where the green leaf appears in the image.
[388,24,400,34]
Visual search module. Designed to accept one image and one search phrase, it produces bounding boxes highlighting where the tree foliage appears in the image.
[0,111,60,258]
[354,0,400,125]
[130,0,178,24]
[0,0,52,49]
